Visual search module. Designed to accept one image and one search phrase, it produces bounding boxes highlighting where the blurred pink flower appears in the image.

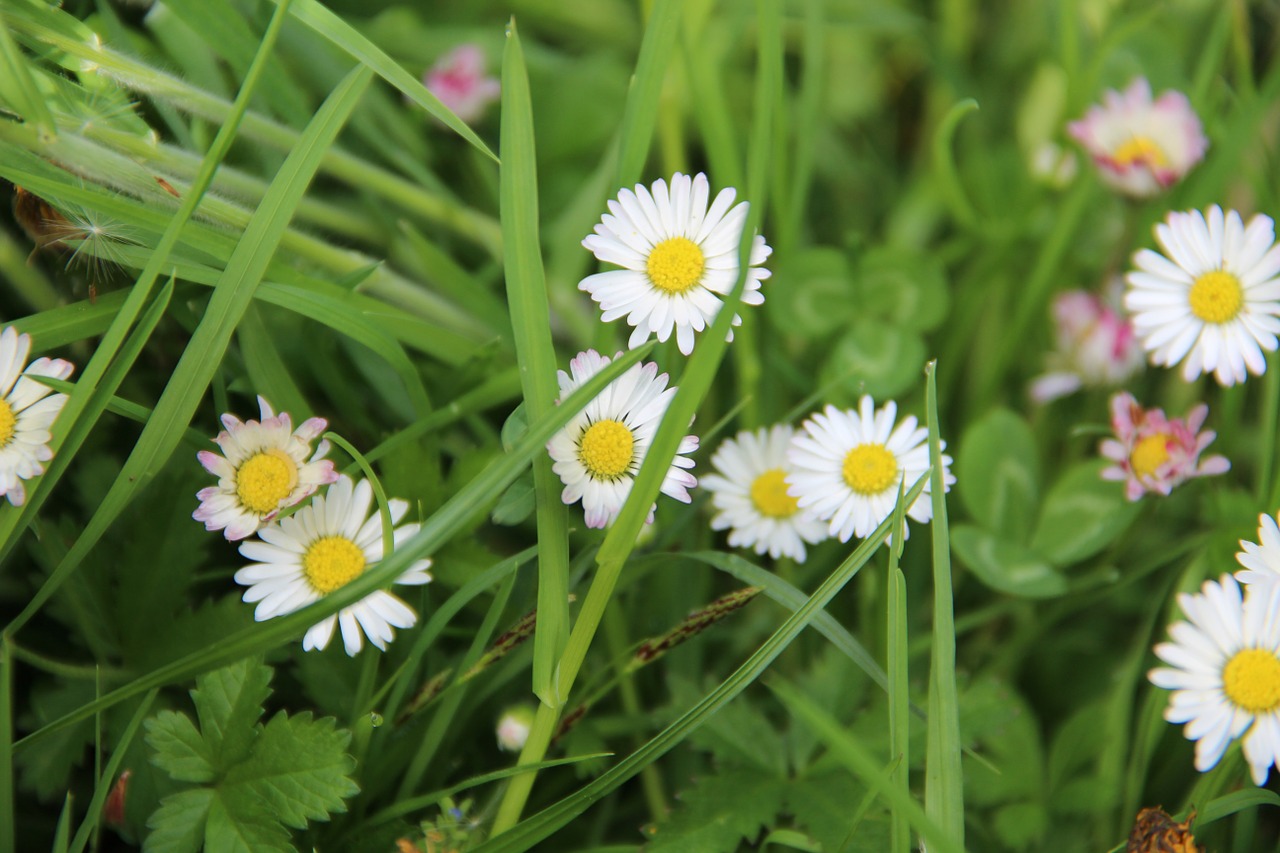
[1100,392,1229,501]
[424,44,500,124]
[1068,78,1207,197]
[1031,286,1144,402]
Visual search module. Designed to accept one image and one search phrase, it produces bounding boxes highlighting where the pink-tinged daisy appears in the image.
[234,475,433,656]
[1235,512,1280,588]
[1030,285,1144,403]
[0,326,74,507]
[580,172,772,356]
[1125,205,1280,387]
[701,425,828,562]
[1068,77,1207,197]
[547,349,698,529]
[424,44,500,124]
[1099,392,1229,501]
[787,397,954,543]
[1149,575,1280,786]
[193,396,338,541]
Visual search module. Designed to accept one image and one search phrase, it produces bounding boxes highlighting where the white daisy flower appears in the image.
[0,326,74,507]
[193,396,339,541]
[1125,205,1280,386]
[1235,512,1280,587]
[547,349,698,529]
[1149,575,1280,786]
[234,474,433,656]
[701,425,828,562]
[580,172,772,356]
[787,397,954,543]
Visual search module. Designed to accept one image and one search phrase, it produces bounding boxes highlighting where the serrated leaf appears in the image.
[205,796,294,853]
[951,525,1066,599]
[788,771,890,852]
[222,711,358,829]
[645,772,787,853]
[145,787,214,853]
[955,408,1039,541]
[192,658,273,772]
[1029,461,1140,566]
[145,711,215,784]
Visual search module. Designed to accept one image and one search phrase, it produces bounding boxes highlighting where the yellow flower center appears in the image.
[842,444,898,496]
[578,419,634,480]
[0,399,14,449]
[1130,433,1171,480]
[1111,136,1169,169]
[235,449,299,515]
[646,237,706,294]
[750,469,799,519]
[1188,271,1244,324]
[1222,648,1280,714]
[303,535,367,594]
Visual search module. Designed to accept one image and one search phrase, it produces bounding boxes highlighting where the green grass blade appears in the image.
[0,9,56,138]
[268,0,497,163]
[13,347,650,751]
[237,304,311,419]
[499,19,572,707]
[67,689,158,853]
[6,62,373,636]
[612,0,681,188]
[0,640,12,853]
[924,361,964,847]
[770,678,966,853]
[473,494,921,853]
[888,484,911,853]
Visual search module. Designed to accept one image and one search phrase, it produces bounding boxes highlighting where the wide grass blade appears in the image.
[499,19,572,707]
[612,0,681,189]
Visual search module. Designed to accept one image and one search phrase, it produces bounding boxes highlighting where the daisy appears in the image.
[1124,205,1280,386]
[234,474,433,656]
[0,326,74,507]
[1235,512,1280,587]
[1099,392,1229,501]
[701,425,828,561]
[547,349,698,529]
[423,44,500,124]
[787,397,954,543]
[1029,285,1144,403]
[580,172,772,356]
[1068,77,1207,197]
[1149,575,1280,786]
[193,396,339,541]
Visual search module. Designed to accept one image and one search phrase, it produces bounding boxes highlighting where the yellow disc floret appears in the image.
[750,469,799,519]
[0,399,14,449]
[303,535,367,594]
[1223,648,1280,714]
[235,449,299,515]
[646,237,706,294]
[1130,433,1171,480]
[578,419,635,480]
[842,444,898,496]
[1189,271,1244,324]
[1111,136,1169,169]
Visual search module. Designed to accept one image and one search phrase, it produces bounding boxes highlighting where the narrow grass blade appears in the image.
[0,10,56,138]
[888,485,911,853]
[924,361,964,846]
[67,689,158,853]
[932,99,980,230]
[268,0,497,163]
[13,347,650,751]
[0,640,12,853]
[612,0,682,188]
[6,63,373,636]
[499,19,571,706]
[770,679,966,853]
[237,304,311,419]
[473,488,923,853]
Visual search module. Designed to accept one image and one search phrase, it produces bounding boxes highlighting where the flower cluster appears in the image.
[1099,392,1228,501]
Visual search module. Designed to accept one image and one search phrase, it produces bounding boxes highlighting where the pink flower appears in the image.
[424,44,500,124]
[1031,285,1144,402]
[1068,78,1207,197]
[1100,392,1229,501]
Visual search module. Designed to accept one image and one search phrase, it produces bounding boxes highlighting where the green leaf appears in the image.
[222,711,358,829]
[951,525,1066,598]
[190,659,273,773]
[1197,787,1280,825]
[788,772,891,853]
[855,247,951,332]
[204,798,294,853]
[1029,461,1140,566]
[145,788,214,853]
[819,320,926,401]
[955,408,1040,541]
[491,473,536,526]
[145,712,214,784]
[645,772,787,853]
